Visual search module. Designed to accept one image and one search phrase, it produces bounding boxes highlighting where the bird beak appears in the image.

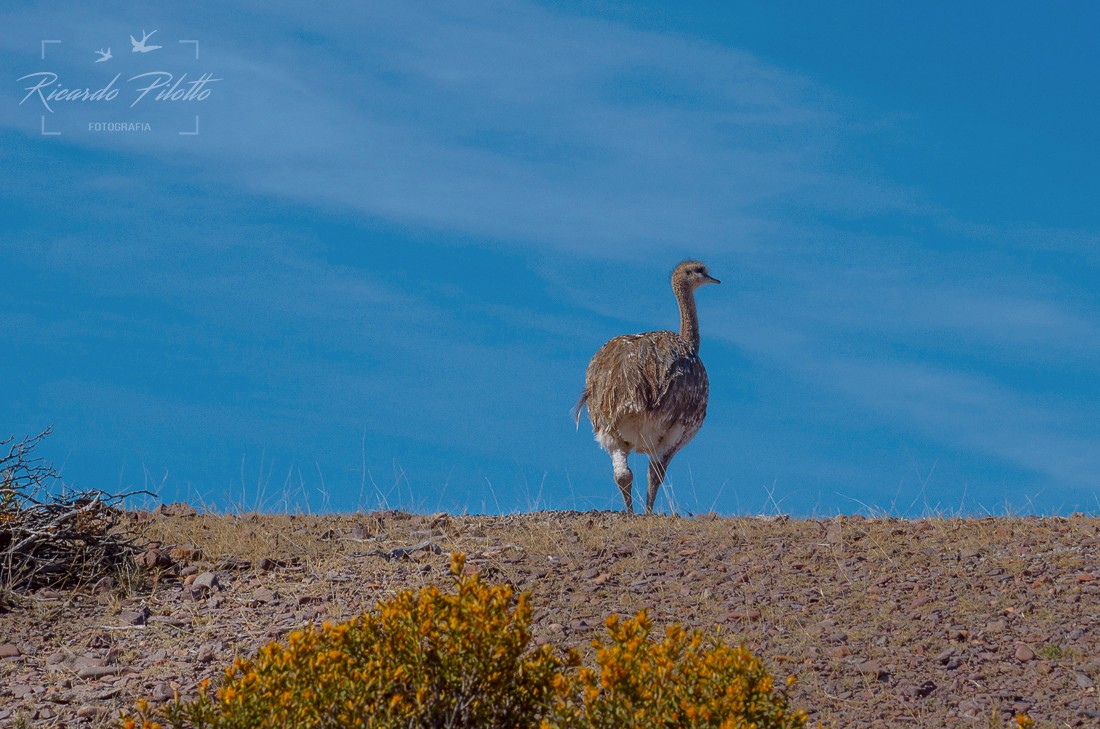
[705,274,721,284]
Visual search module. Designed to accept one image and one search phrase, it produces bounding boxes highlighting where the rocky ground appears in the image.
[1,508,1098,728]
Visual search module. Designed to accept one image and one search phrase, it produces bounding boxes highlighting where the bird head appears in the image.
[673,260,720,290]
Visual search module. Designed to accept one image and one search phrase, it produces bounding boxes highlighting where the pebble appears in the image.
[120,607,151,626]
[0,643,20,659]
[191,571,219,595]
[77,665,127,679]
[1014,645,1036,662]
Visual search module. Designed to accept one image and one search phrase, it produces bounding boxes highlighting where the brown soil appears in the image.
[1,510,1098,727]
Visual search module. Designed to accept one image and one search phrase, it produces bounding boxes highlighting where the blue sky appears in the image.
[2,1,1098,515]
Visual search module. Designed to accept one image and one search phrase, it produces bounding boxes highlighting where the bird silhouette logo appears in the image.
[130,29,162,53]
[94,48,112,63]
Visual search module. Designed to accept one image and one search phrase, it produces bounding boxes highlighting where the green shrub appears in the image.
[123,554,805,729]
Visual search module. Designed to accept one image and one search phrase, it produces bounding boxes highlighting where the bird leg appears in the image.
[645,456,669,515]
[611,448,633,513]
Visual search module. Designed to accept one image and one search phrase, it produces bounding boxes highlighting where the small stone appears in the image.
[136,548,172,568]
[77,665,127,679]
[191,571,219,595]
[548,623,565,634]
[92,576,116,594]
[856,660,889,680]
[0,643,20,659]
[1014,645,1036,662]
[726,608,762,622]
[120,607,151,626]
[1076,672,1095,689]
[76,705,108,718]
[914,680,936,697]
[156,502,198,517]
[252,587,278,604]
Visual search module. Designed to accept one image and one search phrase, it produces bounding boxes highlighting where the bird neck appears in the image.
[674,280,701,353]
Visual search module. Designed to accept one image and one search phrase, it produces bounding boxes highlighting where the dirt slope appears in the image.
[1,511,1097,727]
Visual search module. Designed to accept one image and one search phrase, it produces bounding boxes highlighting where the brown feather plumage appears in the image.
[576,260,719,514]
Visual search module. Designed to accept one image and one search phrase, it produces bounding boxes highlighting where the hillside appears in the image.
[1,510,1097,727]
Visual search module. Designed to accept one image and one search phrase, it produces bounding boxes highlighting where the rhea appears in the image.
[574,260,719,514]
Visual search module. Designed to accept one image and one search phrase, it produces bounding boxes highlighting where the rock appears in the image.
[726,608,761,622]
[119,607,150,626]
[251,587,278,605]
[0,643,20,659]
[190,571,219,595]
[855,660,890,680]
[136,548,173,569]
[914,680,937,698]
[92,576,116,594]
[76,705,108,719]
[155,502,197,518]
[1076,672,1095,689]
[1014,645,1036,662]
[76,665,127,679]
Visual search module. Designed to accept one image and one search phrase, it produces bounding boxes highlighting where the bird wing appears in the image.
[584,332,708,430]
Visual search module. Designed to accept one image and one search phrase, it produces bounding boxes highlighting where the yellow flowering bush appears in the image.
[123,554,805,729]
[553,612,804,728]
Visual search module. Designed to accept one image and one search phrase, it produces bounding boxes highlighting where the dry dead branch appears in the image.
[1,428,149,601]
